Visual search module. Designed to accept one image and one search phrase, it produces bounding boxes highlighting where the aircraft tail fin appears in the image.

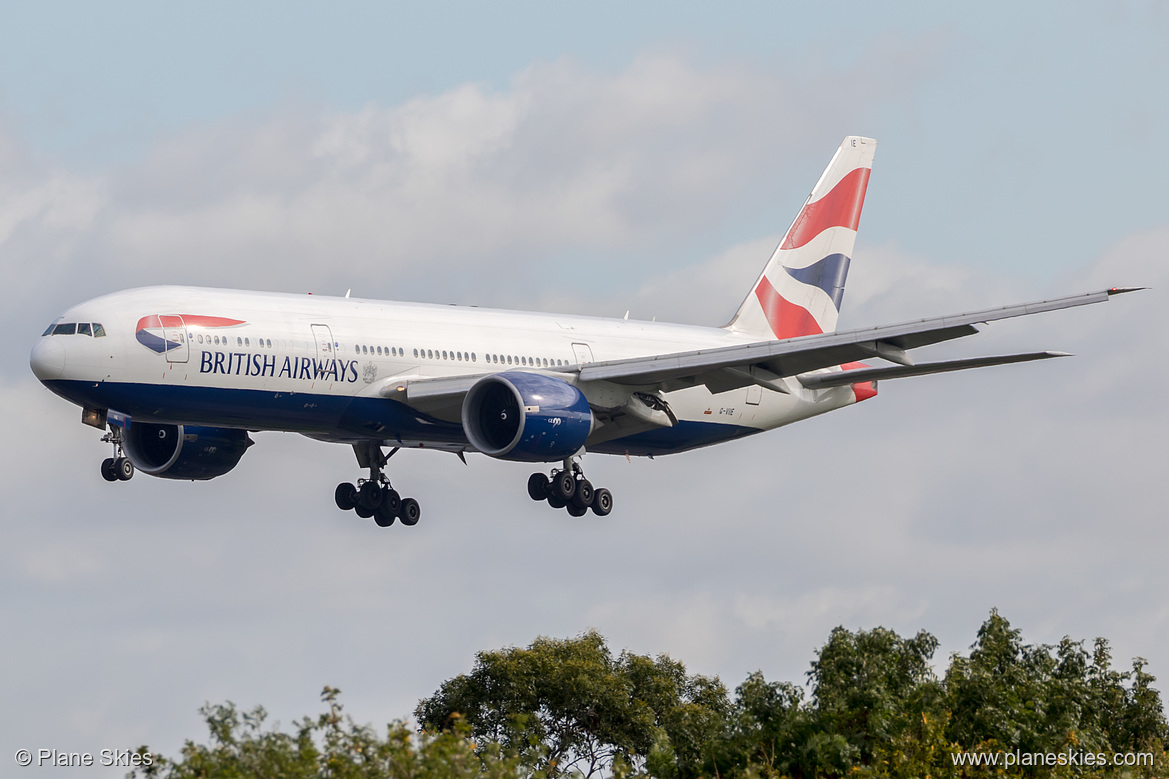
[724,136,876,340]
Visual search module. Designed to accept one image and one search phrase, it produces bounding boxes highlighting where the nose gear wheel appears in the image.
[98,424,135,483]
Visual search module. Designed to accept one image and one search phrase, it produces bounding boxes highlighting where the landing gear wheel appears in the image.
[358,481,383,510]
[398,498,421,526]
[572,479,594,509]
[547,493,568,509]
[115,457,134,481]
[566,502,588,517]
[381,487,401,516]
[355,504,374,519]
[552,471,576,501]
[590,488,613,516]
[528,473,550,501]
[101,458,118,482]
[374,499,397,527]
[335,482,357,511]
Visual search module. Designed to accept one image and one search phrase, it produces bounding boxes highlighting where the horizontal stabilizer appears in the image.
[797,351,1071,389]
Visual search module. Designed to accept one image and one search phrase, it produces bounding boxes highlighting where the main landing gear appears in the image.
[335,443,421,529]
[527,459,613,517]
[99,426,134,482]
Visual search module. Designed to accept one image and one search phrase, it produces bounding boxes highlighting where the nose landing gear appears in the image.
[336,443,421,529]
[99,425,134,482]
[528,459,613,517]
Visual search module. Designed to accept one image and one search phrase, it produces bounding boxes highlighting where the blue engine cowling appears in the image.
[462,372,594,462]
[122,421,253,480]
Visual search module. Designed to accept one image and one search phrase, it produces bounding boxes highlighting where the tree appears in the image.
[135,617,1169,779]
[944,610,1169,760]
[809,626,943,765]
[414,630,728,778]
[132,687,530,779]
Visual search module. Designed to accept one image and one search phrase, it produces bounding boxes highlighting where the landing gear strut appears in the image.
[528,459,613,517]
[99,425,134,482]
[335,443,421,529]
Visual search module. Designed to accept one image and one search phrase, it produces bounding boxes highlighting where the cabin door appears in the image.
[571,342,594,366]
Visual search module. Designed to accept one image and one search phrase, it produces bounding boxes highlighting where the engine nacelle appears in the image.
[462,372,594,462]
[122,422,253,480]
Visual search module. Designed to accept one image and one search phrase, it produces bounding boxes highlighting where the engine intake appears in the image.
[462,372,593,462]
[122,422,253,480]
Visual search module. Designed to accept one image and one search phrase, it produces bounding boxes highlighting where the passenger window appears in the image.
[93,323,105,338]
[413,348,419,358]
[237,337,243,346]
[442,350,448,360]
[245,337,250,347]
[266,339,272,348]
[507,355,513,364]
[428,349,433,359]
[53,323,76,335]
[77,323,92,336]
[471,353,476,362]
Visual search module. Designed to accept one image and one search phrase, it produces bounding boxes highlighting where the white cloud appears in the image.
[1,45,1167,777]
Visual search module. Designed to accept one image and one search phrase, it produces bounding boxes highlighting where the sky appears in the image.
[2,2,1167,775]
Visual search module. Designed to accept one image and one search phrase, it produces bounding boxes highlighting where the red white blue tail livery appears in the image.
[727,136,874,340]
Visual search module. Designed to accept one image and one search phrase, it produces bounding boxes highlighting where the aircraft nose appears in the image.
[30,337,66,380]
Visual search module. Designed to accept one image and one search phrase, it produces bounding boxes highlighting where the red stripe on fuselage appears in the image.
[781,167,871,250]
[136,314,246,332]
[754,276,823,339]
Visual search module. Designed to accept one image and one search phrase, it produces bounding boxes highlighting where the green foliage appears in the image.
[132,686,532,779]
[944,610,1169,761]
[414,630,728,777]
[140,614,1169,779]
[810,626,943,765]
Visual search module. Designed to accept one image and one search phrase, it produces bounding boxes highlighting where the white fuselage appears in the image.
[31,285,860,457]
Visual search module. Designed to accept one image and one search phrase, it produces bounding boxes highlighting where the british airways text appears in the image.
[199,351,360,382]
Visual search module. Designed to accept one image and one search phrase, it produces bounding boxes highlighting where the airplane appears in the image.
[29,136,1138,528]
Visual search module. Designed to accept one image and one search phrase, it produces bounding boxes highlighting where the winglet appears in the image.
[1107,286,1147,296]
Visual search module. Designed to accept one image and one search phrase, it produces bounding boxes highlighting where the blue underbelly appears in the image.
[42,380,758,456]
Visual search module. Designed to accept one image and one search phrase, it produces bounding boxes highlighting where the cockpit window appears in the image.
[52,323,77,335]
[93,323,106,337]
[77,323,92,336]
[42,324,56,336]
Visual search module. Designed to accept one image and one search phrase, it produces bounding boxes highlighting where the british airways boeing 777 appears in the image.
[29,137,1137,527]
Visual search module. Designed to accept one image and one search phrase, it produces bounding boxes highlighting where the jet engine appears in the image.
[462,372,594,462]
[122,422,253,480]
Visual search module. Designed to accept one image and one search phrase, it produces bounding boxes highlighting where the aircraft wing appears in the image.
[577,288,1138,391]
[385,287,1137,416]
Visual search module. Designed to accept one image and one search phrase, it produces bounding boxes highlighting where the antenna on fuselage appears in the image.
[345,289,351,299]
